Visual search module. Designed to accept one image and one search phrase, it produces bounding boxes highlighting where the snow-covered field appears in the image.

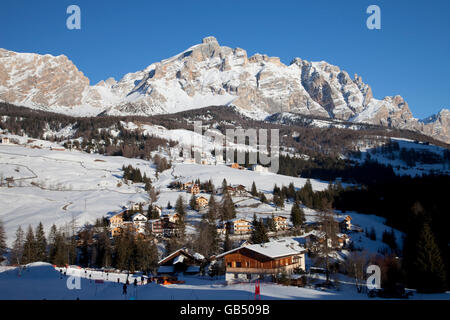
[0,143,154,245]
[354,137,450,176]
[0,262,449,300]
[1,141,449,301]
[0,141,330,245]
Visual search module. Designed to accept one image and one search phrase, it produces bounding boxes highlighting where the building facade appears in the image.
[216,240,306,282]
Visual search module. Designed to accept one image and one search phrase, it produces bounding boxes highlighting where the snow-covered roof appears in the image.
[228,218,251,223]
[173,255,185,264]
[216,238,306,260]
[107,208,127,219]
[131,213,147,220]
[193,252,205,261]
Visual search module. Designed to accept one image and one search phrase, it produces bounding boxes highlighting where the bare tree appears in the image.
[315,209,339,284]
[342,250,372,293]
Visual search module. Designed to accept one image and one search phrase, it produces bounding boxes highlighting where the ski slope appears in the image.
[0,262,448,300]
[0,143,155,245]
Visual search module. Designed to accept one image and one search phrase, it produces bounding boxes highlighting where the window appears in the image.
[236,262,242,268]
[227,262,232,267]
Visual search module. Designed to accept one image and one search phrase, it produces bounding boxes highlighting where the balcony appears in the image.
[226,263,301,275]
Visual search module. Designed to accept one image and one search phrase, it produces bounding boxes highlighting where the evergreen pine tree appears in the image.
[34,222,47,262]
[224,229,232,252]
[273,184,280,196]
[175,195,187,217]
[113,228,135,271]
[147,205,160,219]
[251,181,258,196]
[206,195,218,223]
[267,213,277,232]
[414,224,447,293]
[195,219,220,258]
[259,192,267,203]
[251,218,269,244]
[287,182,296,199]
[221,178,228,193]
[369,227,377,241]
[11,226,24,265]
[273,194,284,210]
[291,201,306,228]
[47,224,58,263]
[136,238,159,274]
[0,219,6,261]
[96,227,112,267]
[221,191,236,220]
[22,225,36,264]
[189,194,197,210]
[165,236,182,256]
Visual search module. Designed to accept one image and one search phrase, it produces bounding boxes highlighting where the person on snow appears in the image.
[122,283,127,295]
[134,278,138,287]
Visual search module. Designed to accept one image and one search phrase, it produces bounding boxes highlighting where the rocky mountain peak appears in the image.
[0,38,448,143]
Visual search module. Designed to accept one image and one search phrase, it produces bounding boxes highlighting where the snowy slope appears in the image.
[1,262,449,300]
[0,143,155,245]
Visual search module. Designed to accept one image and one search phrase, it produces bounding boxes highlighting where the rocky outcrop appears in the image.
[0,37,448,143]
[0,49,89,107]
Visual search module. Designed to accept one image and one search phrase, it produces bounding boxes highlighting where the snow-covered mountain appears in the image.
[0,37,448,143]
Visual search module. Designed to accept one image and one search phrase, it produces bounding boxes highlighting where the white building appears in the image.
[132,213,148,233]
[251,164,269,172]
[227,218,253,234]
[1,136,10,144]
[215,239,306,283]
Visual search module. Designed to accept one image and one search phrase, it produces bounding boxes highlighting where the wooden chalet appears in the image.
[148,219,163,236]
[182,181,193,190]
[226,218,252,234]
[157,248,204,275]
[273,215,289,231]
[215,239,306,282]
[235,184,247,195]
[195,196,208,208]
[132,213,148,233]
[1,136,10,144]
[188,184,200,195]
[338,215,352,232]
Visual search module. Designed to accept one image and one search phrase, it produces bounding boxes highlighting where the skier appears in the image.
[134,278,138,287]
[122,283,127,295]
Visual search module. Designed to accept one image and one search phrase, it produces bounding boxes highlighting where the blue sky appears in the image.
[0,0,449,118]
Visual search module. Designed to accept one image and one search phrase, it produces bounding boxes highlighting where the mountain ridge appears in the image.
[0,37,448,143]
